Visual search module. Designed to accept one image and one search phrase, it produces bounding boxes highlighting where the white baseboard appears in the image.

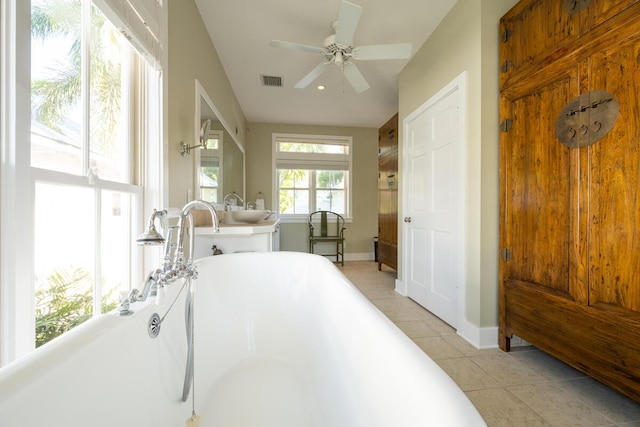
[393,279,499,350]
[457,321,499,349]
[395,278,407,296]
[344,252,375,261]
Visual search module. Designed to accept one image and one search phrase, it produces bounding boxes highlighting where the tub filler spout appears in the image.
[131,201,220,304]
[176,200,220,268]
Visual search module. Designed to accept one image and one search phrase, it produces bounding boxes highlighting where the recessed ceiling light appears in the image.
[317,85,325,91]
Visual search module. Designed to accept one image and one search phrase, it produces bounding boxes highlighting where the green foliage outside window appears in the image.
[31,0,122,155]
[278,169,346,214]
[35,267,117,347]
[201,166,218,183]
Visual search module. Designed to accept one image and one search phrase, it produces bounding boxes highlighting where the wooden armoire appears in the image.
[378,113,398,271]
[499,0,640,402]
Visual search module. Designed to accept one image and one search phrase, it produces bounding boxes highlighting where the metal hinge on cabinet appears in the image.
[500,119,513,132]
[501,28,512,43]
[500,60,513,73]
[501,248,513,262]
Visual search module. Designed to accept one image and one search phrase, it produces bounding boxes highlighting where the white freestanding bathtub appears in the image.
[0,252,485,426]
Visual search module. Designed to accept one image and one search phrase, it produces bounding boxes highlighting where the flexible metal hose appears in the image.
[181,279,194,402]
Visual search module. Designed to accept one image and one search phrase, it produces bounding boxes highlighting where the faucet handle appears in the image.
[117,291,133,316]
[128,288,140,302]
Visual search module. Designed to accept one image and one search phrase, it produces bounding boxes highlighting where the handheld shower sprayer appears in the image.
[136,209,166,246]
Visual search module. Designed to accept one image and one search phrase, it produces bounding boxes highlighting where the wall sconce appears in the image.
[180,119,212,156]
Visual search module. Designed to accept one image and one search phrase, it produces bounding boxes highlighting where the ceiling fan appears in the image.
[268,0,412,93]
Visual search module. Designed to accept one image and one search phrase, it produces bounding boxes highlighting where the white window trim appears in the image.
[0,0,166,365]
[272,133,353,224]
[1,0,35,365]
[93,0,165,69]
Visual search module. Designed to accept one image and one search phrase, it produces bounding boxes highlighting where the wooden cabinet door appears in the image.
[500,0,578,89]
[499,0,640,399]
[500,0,640,90]
[500,68,584,300]
[378,114,398,270]
[586,35,640,315]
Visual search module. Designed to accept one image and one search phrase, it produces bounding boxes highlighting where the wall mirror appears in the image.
[194,80,245,204]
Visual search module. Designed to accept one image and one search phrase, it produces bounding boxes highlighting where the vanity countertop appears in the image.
[194,218,279,236]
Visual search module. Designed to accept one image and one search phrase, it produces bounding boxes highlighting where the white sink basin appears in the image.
[223,210,273,224]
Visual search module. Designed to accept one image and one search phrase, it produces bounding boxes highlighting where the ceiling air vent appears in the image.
[261,75,282,87]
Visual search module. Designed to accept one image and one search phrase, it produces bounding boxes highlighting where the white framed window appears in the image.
[273,133,352,222]
[197,130,223,203]
[0,0,165,363]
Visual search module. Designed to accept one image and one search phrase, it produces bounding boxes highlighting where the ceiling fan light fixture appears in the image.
[334,50,344,66]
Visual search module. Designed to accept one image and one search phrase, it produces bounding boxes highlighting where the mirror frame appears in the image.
[194,79,245,204]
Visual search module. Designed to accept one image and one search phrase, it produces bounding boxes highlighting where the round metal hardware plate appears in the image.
[555,90,619,149]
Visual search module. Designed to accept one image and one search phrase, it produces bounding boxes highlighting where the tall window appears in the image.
[273,134,352,218]
[0,0,162,354]
[198,131,222,203]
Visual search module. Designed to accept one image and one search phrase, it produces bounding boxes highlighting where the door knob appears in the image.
[404,217,412,223]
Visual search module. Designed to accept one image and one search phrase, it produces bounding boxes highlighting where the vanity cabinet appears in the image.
[378,113,398,271]
[192,220,279,258]
[499,0,640,402]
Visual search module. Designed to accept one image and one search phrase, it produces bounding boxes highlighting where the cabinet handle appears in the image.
[404,217,412,223]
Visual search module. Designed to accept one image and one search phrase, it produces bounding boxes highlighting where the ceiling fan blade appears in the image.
[269,40,325,55]
[335,0,362,46]
[295,63,331,88]
[343,63,370,93]
[355,43,413,60]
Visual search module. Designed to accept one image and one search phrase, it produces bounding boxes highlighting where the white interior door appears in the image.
[404,80,464,328]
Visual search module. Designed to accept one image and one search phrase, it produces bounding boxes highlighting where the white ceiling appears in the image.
[193,0,457,128]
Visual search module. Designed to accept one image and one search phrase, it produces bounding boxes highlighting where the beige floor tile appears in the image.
[352,285,397,300]
[372,300,426,322]
[471,353,548,387]
[555,377,640,424]
[508,383,615,426]
[509,348,587,382]
[443,334,503,358]
[466,387,552,427]
[437,358,501,392]
[421,314,457,336]
[370,297,413,311]
[413,336,466,360]
[394,320,440,338]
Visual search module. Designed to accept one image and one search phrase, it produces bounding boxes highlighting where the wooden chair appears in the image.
[308,210,346,266]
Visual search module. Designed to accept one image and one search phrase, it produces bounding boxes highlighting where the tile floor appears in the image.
[338,261,640,427]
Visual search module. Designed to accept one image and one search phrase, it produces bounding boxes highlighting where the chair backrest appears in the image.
[308,211,345,238]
